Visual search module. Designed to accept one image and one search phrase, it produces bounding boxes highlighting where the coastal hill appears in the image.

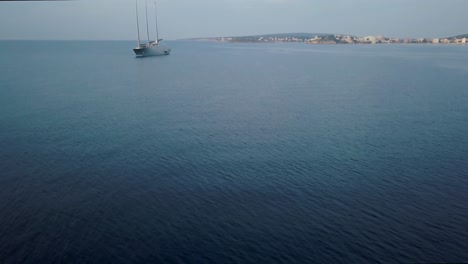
[186,32,468,45]
[224,33,333,41]
[450,33,468,39]
[186,33,334,42]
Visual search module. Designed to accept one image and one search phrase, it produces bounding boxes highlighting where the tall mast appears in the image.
[154,0,159,44]
[135,0,141,47]
[145,0,150,44]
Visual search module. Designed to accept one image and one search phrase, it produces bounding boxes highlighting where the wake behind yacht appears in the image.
[133,0,170,57]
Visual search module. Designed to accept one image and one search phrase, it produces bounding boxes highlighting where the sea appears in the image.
[0,40,468,263]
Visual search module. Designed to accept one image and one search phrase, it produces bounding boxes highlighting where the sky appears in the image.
[0,0,467,40]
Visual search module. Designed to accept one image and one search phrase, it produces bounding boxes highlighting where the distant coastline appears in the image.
[186,33,468,45]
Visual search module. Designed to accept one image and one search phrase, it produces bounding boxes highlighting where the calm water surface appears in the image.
[1,41,468,263]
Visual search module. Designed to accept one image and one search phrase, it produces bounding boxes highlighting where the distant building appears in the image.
[342,36,354,44]
[376,35,386,43]
[362,36,376,44]
[432,38,440,44]
[463,38,467,44]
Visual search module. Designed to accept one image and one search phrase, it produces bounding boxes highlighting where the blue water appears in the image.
[1,40,468,263]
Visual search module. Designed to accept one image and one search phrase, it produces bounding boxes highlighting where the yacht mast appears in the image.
[154,0,159,44]
[145,0,150,44]
[135,0,141,47]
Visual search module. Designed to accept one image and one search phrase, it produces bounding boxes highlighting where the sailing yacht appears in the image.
[133,0,170,57]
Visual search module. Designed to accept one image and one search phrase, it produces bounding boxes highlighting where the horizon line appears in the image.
[0,32,466,42]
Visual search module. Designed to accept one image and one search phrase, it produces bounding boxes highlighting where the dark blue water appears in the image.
[1,40,468,263]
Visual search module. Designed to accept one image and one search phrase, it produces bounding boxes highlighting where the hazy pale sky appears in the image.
[0,0,467,40]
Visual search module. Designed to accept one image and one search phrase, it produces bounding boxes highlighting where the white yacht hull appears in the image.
[133,43,171,57]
